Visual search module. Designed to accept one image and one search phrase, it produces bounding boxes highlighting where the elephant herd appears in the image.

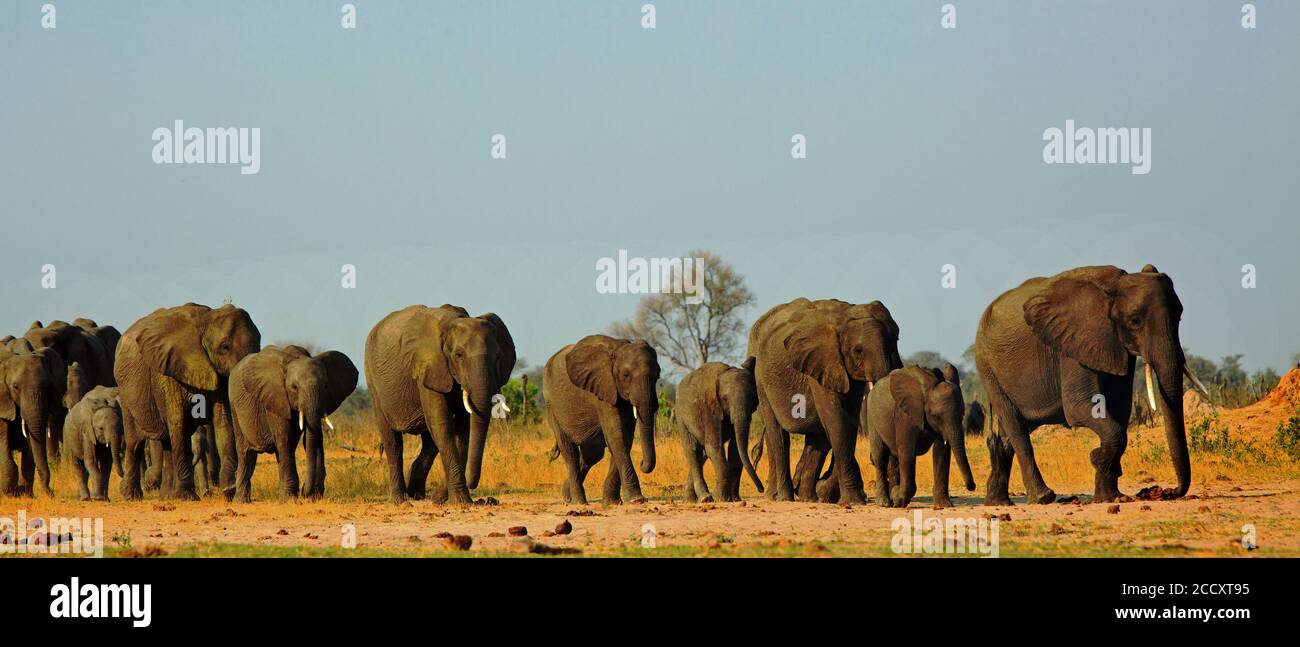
[0,264,1204,509]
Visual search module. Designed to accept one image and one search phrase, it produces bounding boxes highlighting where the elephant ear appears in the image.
[890,371,930,431]
[403,310,453,393]
[0,361,14,420]
[940,362,959,384]
[316,351,359,415]
[782,321,849,394]
[565,342,618,405]
[479,313,516,388]
[1023,277,1128,375]
[237,353,290,421]
[136,309,219,390]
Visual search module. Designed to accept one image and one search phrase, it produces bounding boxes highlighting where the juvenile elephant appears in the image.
[191,425,212,494]
[366,305,515,504]
[674,362,764,502]
[0,345,67,497]
[230,345,358,501]
[115,303,261,501]
[975,265,1205,505]
[62,386,124,501]
[745,298,902,504]
[864,364,975,508]
[544,335,660,505]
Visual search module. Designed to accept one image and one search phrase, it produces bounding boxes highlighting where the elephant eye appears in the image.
[853,346,863,355]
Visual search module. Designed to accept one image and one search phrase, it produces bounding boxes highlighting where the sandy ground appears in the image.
[7,477,1297,557]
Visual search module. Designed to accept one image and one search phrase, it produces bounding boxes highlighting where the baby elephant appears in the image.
[230,345,358,502]
[674,363,764,502]
[864,364,975,508]
[62,386,124,501]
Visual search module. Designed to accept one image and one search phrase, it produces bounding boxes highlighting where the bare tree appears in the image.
[609,250,755,375]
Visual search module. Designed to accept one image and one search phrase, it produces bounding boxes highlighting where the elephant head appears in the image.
[408,308,515,489]
[25,320,112,387]
[962,400,986,437]
[890,364,976,491]
[718,365,764,492]
[85,387,124,478]
[133,304,262,390]
[565,336,661,474]
[0,346,68,492]
[780,303,902,394]
[1023,264,1195,497]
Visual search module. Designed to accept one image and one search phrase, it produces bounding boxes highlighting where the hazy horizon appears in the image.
[3,1,1297,382]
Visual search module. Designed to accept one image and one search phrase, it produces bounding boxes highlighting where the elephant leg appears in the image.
[143,439,163,491]
[275,424,300,499]
[203,424,222,495]
[604,415,644,504]
[18,438,37,497]
[815,457,842,504]
[374,405,407,504]
[1074,403,1128,503]
[724,439,743,500]
[407,430,438,501]
[758,401,794,501]
[895,443,917,508]
[164,404,198,501]
[0,424,20,496]
[704,433,733,502]
[793,434,829,501]
[29,436,53,498]
[420,394,471,505]
[75,456,93,501]
[120,429,145,502]
[554,436,585,505]
[931,443,953,508]
[159,443,175,495]
[234,436,258,504]
[869,433,893,507]
[1005,421,1054,504]
[94,448,113,500]
[308,428,327,499]
[679,429,709,503]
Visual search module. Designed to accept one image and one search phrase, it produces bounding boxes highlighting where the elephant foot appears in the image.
[444,490,473,506]
[873,494,893,507]
[406,487,427,501]
[78,494,90,502]
[1026,487,1057,505]
[837,490,865,506]
[719,493,740,503]
[983,494,1013,506]
[932,496,954,509]
[1091,488,1128,503]
[429,487,449,504]
[170,488,201,502]
[766,488,795,502]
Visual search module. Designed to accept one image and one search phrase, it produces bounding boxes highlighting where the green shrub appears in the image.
[1275,407,1300,461]
[1188,412,1265,463]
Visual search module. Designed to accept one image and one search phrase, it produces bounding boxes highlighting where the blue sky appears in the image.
[2,1,1297,381]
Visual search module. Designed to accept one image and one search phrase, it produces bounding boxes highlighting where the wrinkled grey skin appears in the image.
[115,303,261,501]
[0,345,67,497]
[865,364,975,508]
[365,305,515,504]
[191,425,212,494]
[975,265,1192,505]
[674,362,763,502]
[62,386,124,501]
[544,335,660,505]
[745,298,902,504]
[230,345,358,502]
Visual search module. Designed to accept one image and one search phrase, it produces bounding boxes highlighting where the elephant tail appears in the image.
[749,433,764,466]
[547,442,560,463]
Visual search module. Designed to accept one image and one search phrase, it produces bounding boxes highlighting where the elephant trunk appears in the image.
[944,422,976,491]
[1149,345,1191,498]
[464,371,495,490]
[110,431,124,478]
[635,397,657,474]
[730,405,764,493]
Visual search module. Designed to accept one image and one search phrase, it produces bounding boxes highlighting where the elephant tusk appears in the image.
[324,416,335,431]
[632,405,638,421]
[21,419,27,439]
[463,390,472,414]
[298,411,304,431]
[1144,361,1159,412]
[867,380,874,391]
[1183,365,1211,399]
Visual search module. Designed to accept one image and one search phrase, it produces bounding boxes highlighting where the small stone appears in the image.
[276,529,289,536]
[508,526,528,537]
[1107,504,1121,514]
[554,520,573,535]
[444,535,473,551]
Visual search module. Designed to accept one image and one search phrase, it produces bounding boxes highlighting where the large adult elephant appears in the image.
[744,298,902,504]
[0,345,67,497]
[974,265,1206,505]
[115,303,261,501]
[25,320,116,387]
[674,362,763,502]
[543,335,659,505]
[366,305,515,504]
[230,345,358,501]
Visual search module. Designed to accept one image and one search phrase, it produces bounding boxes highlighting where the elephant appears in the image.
[230,345,358,501]
[673,362,764,502]
[115,303,261,501]
[974,265,1204,505]
[0,345,67,497]
[744,298,903,504]
[25,320,116,387]
[544,335,660,505]
[62,385,124,501]
[365,305,515,504]
[73,318,121,369]
[864,364,975,508]
[191,424,212,494]
[962,401,986,437]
